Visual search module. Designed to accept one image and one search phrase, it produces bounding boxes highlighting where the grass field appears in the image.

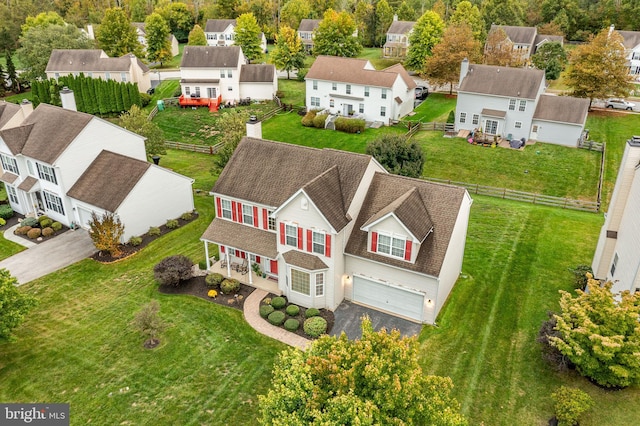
[150,43,185,70]
[404,93,457,123]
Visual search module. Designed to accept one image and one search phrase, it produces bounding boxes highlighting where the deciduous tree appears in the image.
[0,268,36,342]
[21,11,65,35]
[187,24,207,46]
[353,0,375,48]
[483,27,514,66]
[396,1,417,21]
[131,300,167,348]
[144,13,172,65]
[366,135,425,178]
[450,0,486,41]
[375,0,394,47]
[279,0,311,30]
[234,13,263,62]
[88,211,125,258]
[424,23,482,94]
[313,9,361,58]
[531,41,567,81]
[566,28,633,110]
[119,105,167,158]
[481,0,524,28]
[96,7,143,58]
[270,26,305,79]
[156,2,194,42]
[212,110,251,172]
[405,10,444,71]
[259,317,467,425]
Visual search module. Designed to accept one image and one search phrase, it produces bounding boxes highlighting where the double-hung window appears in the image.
[509,99,516,110]
[37,163,57,184]
[472,114,479,125]
[310,97,320,107]
[377,233,406,259]
[43,191,64,215]
[515,121,522,128]
[220,199,232,219]
[242,204,253,224]
[359,103,364,113]
[346,84,351,94]
[0,153,19,174]
[315,273,324,296]
[460,112,466,123]
[364,86,370,97]
[519,100,526,111]
[285,224,298,247]
[220,70,225,78]
[120,72,127,82]
[6,185,18,204]
[381,89,387,99]
[332,82,337,90]
[380,106,386,117]
[313,80,318,90]
[312,231,325,255]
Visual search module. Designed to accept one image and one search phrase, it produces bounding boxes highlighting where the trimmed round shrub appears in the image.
[22,217,38,227]
[303,316,327,337]
[37,215,50,224]
[220,278,240,294]
[198,260,207,270]
[166,219,179,229]
[27,227,42,239]
[129,236,142,246]
[148,226,161,236]
[284,318,300,331]
[286,304,300,316]
[180,212,193,221]
[15,225,31,235]
[268,311,286,326]
[305,308,320,318]
[301,110,317,127]
[205,273,224,289]
[153,255,193,287]
[260,304,275,318]
[39,218,53,228]
[271,296,286,309]
[41,227,55,237]
[0,204,14,220]
[51,222,63,231]
[0,217,6,227]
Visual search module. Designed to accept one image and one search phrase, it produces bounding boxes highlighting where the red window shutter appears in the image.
[371,232,378,252]
[404,240,412,261]
[253,206,259,227]
[279,222,285,244]
[220,246,225,253]
[237,202,243,224]
[270,259,278,274]
[256,256,261,263]
[235,249,239,257]
[231,201,237,222]
[262,209,268,230]
[297,227,303,250]
[216,197,222,218]
[241,251,246,259]
[307,230,312,252]
[325,234,331,257]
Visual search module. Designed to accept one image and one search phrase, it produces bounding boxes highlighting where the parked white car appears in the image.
[605,98,636,110]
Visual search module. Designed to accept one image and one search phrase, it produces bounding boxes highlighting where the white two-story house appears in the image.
[132,22,180,57]
[200,121,472,324]
[305,56,416,125]
[297,19,321,52]
[45,49,152,93]
[180,46,276,102]
[383,16,415,58]
[0,95,194,242]
[455,59,589,147]
[486,25,563,65]
[204,19,267,53]
[615,27,640,80]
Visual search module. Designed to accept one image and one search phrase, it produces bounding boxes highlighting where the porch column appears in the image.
[247,252,253,285]
[204,241,210,269]
[226,246,232,277]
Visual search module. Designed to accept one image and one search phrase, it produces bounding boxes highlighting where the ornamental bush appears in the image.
[166,219,179,229]
[41,227,54,237]
[303,316,327,337]
[271,296,286,309]
[51,222,63,231]
[181,212,193,221]
[0,204,14,220]
[334,117,365,133]
[569,264,593,290]
[268,310,286,326]
[21,217,38,227]
[153,255,193,287]
[205,273,224,289]
[312,113,328,128]
[37,215,50,224]
[0,218,6,227]
[129,236,142,246]
[39,218,52,228]
[148,226,161,236]
[220,278,240,294]
[286,304,300,316]
[27,228,41,239]
[301,110,317,127]
[15,226,31,235]
[284,318,300,331]
[305,308,320,318]
[552,386,594,426]
[260,304,275,318]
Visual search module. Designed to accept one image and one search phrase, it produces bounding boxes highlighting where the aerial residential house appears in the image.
[297,19,321,52]
[45,49,152,93]
[592,136,640,295]
[132,22,180,57]
[455,59,589,147]
[486,25,563,65]
[305,56,416,125]
[0,92,194,242]
[201,128,472,324]
[179,46,276,103]
[615,27,640,80]
[383,16,415,58]
[204,19,268,53]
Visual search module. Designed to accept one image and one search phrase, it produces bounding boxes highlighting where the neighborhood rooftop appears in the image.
[387,20,415,34]
[45,49,149,73]
[204,19,236,32]
[490,25,537,44]
[239,64,275,83]
[458,63,545,99]
[306,56,415,88]
[297,19,321,32]
[533,95,590,124]
[181,45,242,68]
[0,102,21,129]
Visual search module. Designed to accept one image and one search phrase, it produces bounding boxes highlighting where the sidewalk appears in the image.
[3,224,36,248]
[243,289,310,351]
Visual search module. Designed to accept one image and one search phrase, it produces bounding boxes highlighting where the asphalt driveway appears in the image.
[0,229,96,285]
[330,300,423,340]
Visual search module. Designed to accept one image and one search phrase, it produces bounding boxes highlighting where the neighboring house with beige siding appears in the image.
[132,22,180,57]
[45,49,151,93]
[297,19,321,52]
[383,17,415,58]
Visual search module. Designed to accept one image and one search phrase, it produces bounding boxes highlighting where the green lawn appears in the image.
[403,93,457,123]
[150,43,185,70]
[0,184,24,260]
[277,79,305,106]
[357,47,402,70]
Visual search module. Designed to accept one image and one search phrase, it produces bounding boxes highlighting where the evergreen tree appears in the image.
[0,62,6,97]
[97,80,108,115]
[72,76,85,112]
[81,77,92,113]
[88,76,99,114]
[109,80,118,113]
[5,50,20,93]
[115,80,124,112]
[129,84,141,107]
[122,83,131,111]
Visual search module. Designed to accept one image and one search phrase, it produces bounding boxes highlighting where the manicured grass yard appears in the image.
[403,93,458,123]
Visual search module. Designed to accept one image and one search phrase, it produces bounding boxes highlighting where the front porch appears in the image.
[209,258,281,295]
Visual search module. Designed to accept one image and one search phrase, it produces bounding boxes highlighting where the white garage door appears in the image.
[352,276,424,321]
[77,207,96,229]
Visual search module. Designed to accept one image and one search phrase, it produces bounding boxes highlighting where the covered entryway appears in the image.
[352,276,424,322]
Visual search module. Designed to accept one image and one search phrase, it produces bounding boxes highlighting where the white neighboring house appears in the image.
[45,49,152,93]
[132,22,180,57]
[614,27,640,80]
[179,46,276,103]
[204,19,267,53]
[297,19,321,52]
[0,95,194,242]
[592,136,640,295]
[383,16,415,58]
[486,25,563,65]
[455,59,589,147]
[305,56,416,125]
[200,123,472,324]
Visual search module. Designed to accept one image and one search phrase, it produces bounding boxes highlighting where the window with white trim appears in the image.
[228,86,233,91]
[268,210,276,231]
[346,84,351,94]
[330,99,334,107]
[242,204,253,224]
[291,269,310,295]
[515,121,522,128]
[6,185,18,204]
[313,80,318,90]
[315,273,324,296]
[227,69,232,78]
[195,87,200,96]
[310,97,320,107]
[509,99,516,110]
[220,199,232,219]
[377,233,405,259]
[43,191,64,215]
[105,72,111,80]
[285,224,297,247]
[359,103,364,113]
[459,112,466,123]
[611,253,619,277]
[364,86,370,97]
[120,72,127,82]
[220,69,225,78]
[37,163,57,184]
[332,82,337,90]
[472,114,479,125]
[519,100,526,112]
[312,231,325,255]
[381,89,387,99]
[185,86,190,95]
[0,153,19,174]
[380,106,386,117]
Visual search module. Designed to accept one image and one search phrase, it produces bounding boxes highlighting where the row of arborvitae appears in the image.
[14,215,63,239]
[259,296,327,338]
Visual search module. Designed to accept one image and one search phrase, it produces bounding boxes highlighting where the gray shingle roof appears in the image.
[383,63,417,89]
[204,19,236,33]
[387,20,415,35]
[533,34,564,51]
[282,250,328,270]
[302,166,349,231]
[45,49,145,73]
[533,95,589,125]
[200,218,278,259]
[0,102,21,129]
[213,138,371,231]
[181,45,242,68]
[239,64,275,82]
[298,19,321,32]
[481,108,507,118]
[0,171,18,184]
[459,63,544,99]
[67,150,150,212]
[0,104,93,164]
[17,176,38,192]
[617,30,640,49]
[345,173,467,277]
[490,25,537,45]
[306,56,410,88]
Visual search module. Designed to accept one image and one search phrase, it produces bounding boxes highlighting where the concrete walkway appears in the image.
[243,289,311,351]
[3,223,36,248]
[0,228,96,285]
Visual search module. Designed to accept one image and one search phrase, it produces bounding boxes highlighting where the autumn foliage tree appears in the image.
[483,27,515,66]
[312,9,361,58]
[405,10,445,71]
[259,317,467,425]
[96,8,143,58]
[187,24,207,46]
[144,13,172,65]
[269,25,305,79]
[88,211,125,258]
[235,13,264,62]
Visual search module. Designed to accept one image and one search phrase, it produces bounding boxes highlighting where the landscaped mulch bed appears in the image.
[260,294,335,340]
[158,276,254,311]
[2,213,71,244]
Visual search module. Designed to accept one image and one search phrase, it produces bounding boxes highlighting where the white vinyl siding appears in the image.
[0,153,19,174]
[36,163,57,184]
[43,191,64,215]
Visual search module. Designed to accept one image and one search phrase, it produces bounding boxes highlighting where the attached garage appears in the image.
[352,276,424,322]
[76,206,98,229]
